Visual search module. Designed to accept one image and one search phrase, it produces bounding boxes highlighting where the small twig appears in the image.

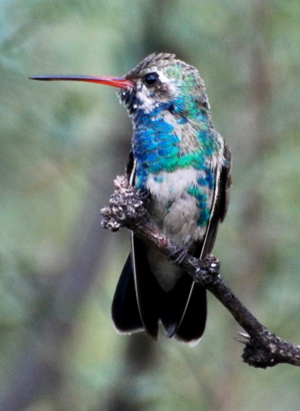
[101,175,300,368]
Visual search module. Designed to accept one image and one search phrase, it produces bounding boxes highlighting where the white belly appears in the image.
[146,168,210,246]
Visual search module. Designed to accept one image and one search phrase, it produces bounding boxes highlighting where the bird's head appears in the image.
[30,53,210,122]
[119,53,210,119]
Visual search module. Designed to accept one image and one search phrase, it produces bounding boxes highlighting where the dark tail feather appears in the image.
[112,236,207,344]
[159,274,198,337]
[160,274,207,344]
[112,243,161,338]
[111,254,143,333]
[174,283,207,344]
[131,237,161,339]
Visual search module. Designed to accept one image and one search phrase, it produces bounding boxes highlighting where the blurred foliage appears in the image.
[1,0,300,410]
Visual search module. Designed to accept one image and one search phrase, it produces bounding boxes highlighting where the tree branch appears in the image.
[101,176,300,369]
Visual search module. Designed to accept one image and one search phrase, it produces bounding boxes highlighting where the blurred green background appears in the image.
[1,0,300,410]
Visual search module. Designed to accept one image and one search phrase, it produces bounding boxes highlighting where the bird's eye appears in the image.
[144,72,159,86]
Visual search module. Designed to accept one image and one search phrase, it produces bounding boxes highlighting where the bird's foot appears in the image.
[169,246,189,264]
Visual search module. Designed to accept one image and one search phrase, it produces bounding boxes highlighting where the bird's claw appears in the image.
[169,246,189,264]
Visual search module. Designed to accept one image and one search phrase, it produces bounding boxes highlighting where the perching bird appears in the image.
[31,52,231,346]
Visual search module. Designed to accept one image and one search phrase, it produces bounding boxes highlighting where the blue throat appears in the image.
[132,103,216,193]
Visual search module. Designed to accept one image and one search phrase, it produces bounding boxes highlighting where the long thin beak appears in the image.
[29,75,133,89]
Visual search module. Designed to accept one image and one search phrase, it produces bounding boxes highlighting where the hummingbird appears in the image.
[31,52,231,346]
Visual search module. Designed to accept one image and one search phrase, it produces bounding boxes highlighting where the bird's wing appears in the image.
[171,140,231,344]
[113,152,160,338]
[199,140,232,258]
